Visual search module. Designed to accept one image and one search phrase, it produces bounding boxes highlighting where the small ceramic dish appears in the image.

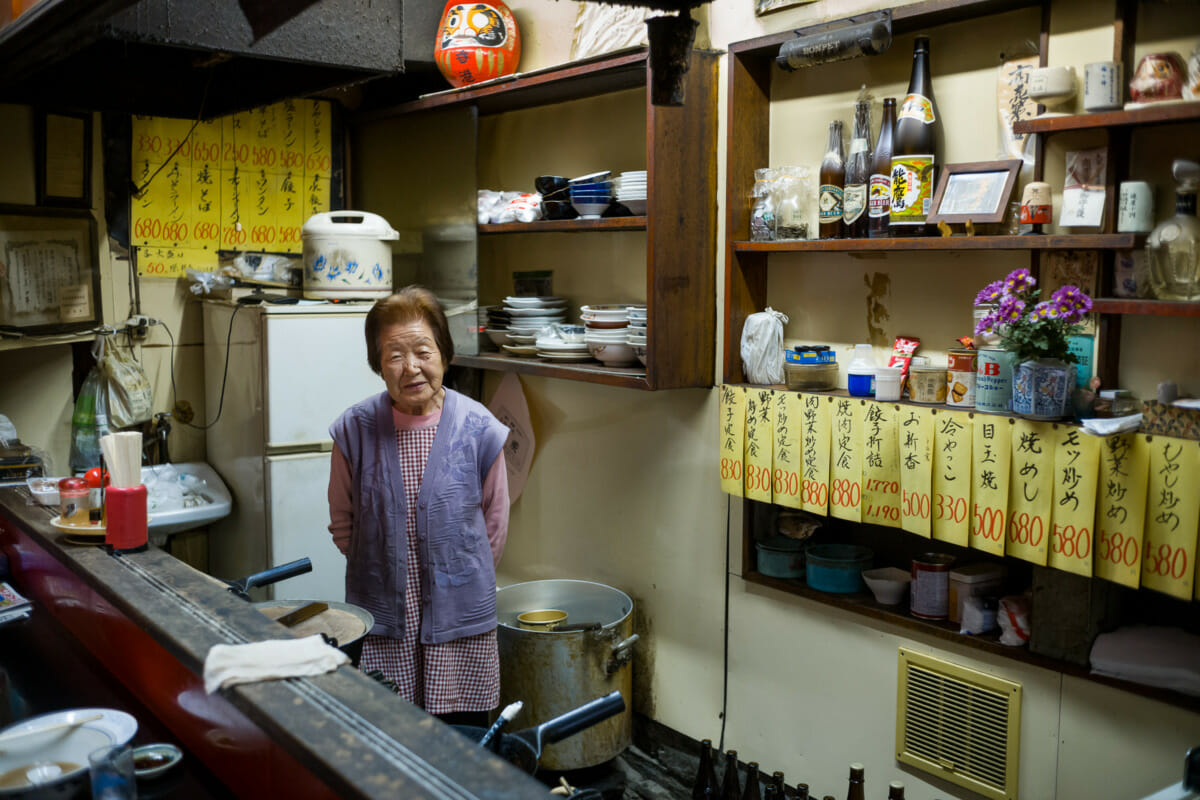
[132,743,183,779]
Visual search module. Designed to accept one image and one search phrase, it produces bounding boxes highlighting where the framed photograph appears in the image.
[35,110,92,208]
[755,0,818,16]
[0,205,100,335]
[927,159,1022,225]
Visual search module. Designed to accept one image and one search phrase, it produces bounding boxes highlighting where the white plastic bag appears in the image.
[740,307,789,385]
[101,338,154,429]
[998,595,1031,646]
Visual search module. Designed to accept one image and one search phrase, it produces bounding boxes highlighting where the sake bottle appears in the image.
[888,780,906,799]
[819,120,845,239]
[693,739,720,800]
[846,763,866,800]
[741,762,762,800]
[721,750,741,800]
[869,98,896,238]
[890,36,940,237]
[763,771,786,800]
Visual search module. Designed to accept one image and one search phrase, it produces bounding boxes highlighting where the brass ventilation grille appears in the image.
[895,649,1021,800]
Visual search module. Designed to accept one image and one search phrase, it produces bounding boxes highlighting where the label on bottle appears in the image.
[849,137,869,157]
[890,155,935,223]
[843,184,867,224]
[869,173,892,218]
[819,185,844,222]
[898,93,936,125]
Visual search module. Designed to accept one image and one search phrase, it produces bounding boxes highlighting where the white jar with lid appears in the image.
[846,343,877,397]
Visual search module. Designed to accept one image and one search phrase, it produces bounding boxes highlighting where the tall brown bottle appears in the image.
[794,782,810,800]
[741,763,762,800]
[887,781,906,799]
[890,36,940,237]
[692,739,719,800]
[844,99,872,238]
[818,120,845,239]
[869,98,896,238]
[721,750,741,800]
[763,771,786,800]
[846,763,866,800]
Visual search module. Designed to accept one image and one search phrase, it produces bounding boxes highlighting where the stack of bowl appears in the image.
[535,175,576,221]
[625,305,647,366]
[615,171,647,215]
[502,296,567,357]
[484,306,512,349]
[569,171,613,220]
[581,304,638,367]
[535,325,590,362]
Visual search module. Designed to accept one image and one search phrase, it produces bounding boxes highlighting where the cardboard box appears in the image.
[1142,401,1200,441]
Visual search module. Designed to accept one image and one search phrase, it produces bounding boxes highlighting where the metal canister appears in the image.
[946,348,977,407]
[910,553,955,619]
[908,363,948,404]
[976,347,1017,413]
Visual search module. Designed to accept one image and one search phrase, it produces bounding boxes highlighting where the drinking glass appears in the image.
[89,744,137,800]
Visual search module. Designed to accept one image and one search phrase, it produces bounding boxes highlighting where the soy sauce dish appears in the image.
[131,744,182,779]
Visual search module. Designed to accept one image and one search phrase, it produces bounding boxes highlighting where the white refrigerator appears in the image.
[202,300,382,601]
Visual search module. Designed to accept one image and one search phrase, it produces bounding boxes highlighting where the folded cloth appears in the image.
[1080,413,1143,436]
[204,635,349,694]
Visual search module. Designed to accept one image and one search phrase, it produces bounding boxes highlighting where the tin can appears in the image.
[910,553,955,620]
[975,347,1016,413]
[946,348,977,407]
[908,364,948,404]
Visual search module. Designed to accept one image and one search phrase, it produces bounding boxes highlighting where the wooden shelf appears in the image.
[732,234,1138,253]
[1013,102,1200,135]
[1092,298,1200,316]
[453,351,649,390]
[357,50,649,121]
[479,217,646,235]
[743,569,1200,713]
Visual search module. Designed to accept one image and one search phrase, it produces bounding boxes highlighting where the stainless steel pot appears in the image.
[496,580,637,771]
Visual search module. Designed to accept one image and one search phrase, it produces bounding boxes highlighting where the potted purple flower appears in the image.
[974,268,1092,419]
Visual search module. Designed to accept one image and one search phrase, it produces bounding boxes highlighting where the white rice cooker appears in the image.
[302,211,398,300]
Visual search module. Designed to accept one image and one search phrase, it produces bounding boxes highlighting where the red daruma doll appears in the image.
[435,1,521,88]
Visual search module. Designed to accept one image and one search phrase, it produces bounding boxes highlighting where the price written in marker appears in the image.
[1006,420,1055,565]
[1048,427,1100,577]
[1095,433,1150,589]
[1140,438,1200,600]
[971,416,1012,556]
[861,401,902,528]
[773,391,803,510]
[799,393,831,515]
[898,407,934,538]
[932,410,972,546]
[718,385,746,497]
[744,389,775,504]
[829,398,864,522]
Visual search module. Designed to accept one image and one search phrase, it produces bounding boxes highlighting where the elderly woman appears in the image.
[327,286,509,722]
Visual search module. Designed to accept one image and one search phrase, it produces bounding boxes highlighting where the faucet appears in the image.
[148,412,171,464]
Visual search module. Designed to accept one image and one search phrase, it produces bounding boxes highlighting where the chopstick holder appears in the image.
[105,485,148,553]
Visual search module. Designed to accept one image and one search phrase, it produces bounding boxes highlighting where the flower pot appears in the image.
[1011,358,1075,420]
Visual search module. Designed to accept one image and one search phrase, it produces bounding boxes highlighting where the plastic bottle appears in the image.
[69,367,111,474]
[847,344,878,397]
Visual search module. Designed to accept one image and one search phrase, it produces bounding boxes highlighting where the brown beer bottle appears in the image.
[763,771,786,800]
[869,98,896,238]
[846,763,866,800]
[741,762,762,800]
[890,36,940,237]
[844,97,872,238]
[692,739,719,800]
[794,782,810,800]
[819,120,845,239]
[887,781,906,800]
[721,750,741,800]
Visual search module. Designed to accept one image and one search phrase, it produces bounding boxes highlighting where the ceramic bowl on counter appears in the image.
[585,339,638,366]
[861,566,912,605]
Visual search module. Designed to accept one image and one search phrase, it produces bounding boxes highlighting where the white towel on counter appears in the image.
[203,635,349,693]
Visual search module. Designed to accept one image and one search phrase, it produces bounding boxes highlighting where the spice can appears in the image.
[910,553,955,619]
[908,364,948,404]
[976,347,1016,413]
[946,348,977,407]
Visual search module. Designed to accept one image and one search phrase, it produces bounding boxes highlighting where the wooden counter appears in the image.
[0,486,546,799]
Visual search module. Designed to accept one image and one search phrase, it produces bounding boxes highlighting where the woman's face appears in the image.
[379,318,446,416]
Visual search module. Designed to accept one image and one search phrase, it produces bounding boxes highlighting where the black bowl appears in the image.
[535,175,570,196]
[541,200,578,221]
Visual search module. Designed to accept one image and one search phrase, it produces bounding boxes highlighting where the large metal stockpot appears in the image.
[496,580,638,771]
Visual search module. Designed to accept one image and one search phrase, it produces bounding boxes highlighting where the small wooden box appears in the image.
[1142,401,1200,442]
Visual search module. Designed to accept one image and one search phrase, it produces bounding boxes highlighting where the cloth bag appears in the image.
[740,307,789,385]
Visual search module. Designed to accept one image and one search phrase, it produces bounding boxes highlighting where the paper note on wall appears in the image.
[970,417,1011,556]
[773,391,803,509]
[137,247,219,279]
[829,398,864,522]
[1005,420,1055,565]
[898,407,934,537]
[718,385,746,497]
[1140,438,1200,600]
[932,410,972,546]
[861,401,902,528]
[1048,426,1100,577]
[1094,433,1150,589]
[799,393,832,515]
[744,389,775,503]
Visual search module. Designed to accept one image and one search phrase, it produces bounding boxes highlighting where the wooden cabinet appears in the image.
[357,49,718,391]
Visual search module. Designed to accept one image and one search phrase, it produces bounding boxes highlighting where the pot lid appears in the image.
[302,211,399,240]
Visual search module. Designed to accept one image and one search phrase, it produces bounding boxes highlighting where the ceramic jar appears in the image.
[434,1,521,88]
[1011,358,1075,420]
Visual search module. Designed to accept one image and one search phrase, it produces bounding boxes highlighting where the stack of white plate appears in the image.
[615,171,647,216]
[503,295,568,349]
[581,304,638,367]
[536,325,590,362]
[625,305,647,366]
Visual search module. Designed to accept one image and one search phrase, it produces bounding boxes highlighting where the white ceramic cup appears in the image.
[1118,181,1155,233]
[1027,65,1077,106]
[1084,61,1123,111]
